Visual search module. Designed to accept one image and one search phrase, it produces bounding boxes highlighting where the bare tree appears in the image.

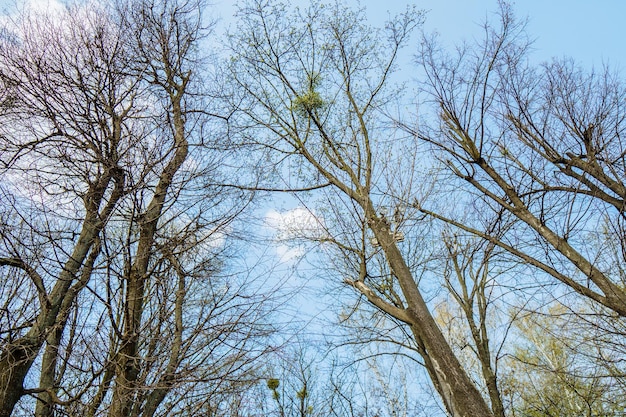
[413,1,626,319]
[436,232,511,417]
[104,1,205,413]
[0,4,138,414]
[0,1,276,415]
[227,1,495,415]
[397,2,626,414]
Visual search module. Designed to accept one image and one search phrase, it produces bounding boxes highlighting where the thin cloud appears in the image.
[264,207,326,262]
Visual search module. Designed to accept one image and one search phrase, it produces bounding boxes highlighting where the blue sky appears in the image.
[2,1,624,409]
[414,0,624,67]
[209,0,625,68]
[205,0,626,235]
[3,0,625,294]
[1,0,623,67]
[200,0,626,271]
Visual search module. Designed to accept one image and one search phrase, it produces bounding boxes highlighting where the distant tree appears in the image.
[231,339,431,417]
[501,305,626,417]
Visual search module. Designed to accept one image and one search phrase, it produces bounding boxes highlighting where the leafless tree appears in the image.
[227,1,496,415]
[398,2,626,414]
[0,4,138,414]
[0,1,276,416]
[413,1,626,319]
[436,232,512,417]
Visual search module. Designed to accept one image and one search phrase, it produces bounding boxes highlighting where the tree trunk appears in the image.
[0,170,123,416]
[36,238,101,417]
[0,339,39,417]
[368,206,494,417]
[34,328,63,417]
[109,89,188,417]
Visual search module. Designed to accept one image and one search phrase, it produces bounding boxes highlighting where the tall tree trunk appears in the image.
[35,238,102,417]
[0,170,124,417]
[141,255,185,417]
[109,88,188,417]
[367,204,494,417]
[34,328,63,417]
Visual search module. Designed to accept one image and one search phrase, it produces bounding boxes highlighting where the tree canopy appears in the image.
[1,1,625,416]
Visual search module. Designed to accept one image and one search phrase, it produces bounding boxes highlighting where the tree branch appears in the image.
[0,257,49,310]
[344,278,414,325]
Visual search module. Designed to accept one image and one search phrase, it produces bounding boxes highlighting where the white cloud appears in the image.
[0,0,64,21]
[274,244,305,263]
[23,0,64,14]
[265,207,326,240]
[264,207,326,262]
